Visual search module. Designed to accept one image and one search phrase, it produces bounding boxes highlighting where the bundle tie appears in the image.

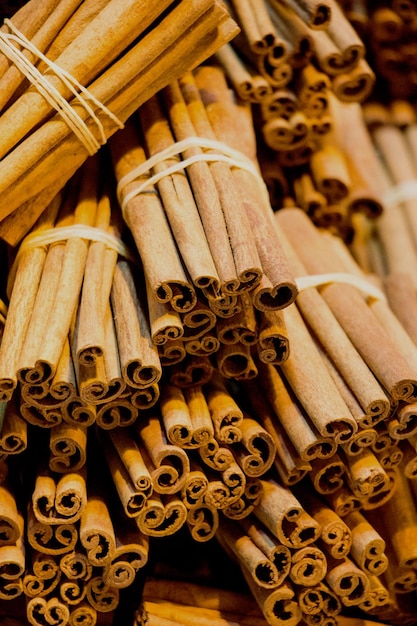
[7,225,133,297]
[0,19,124,155]
[383,180,417,208]
[116,136,269,216]
[295,272,386,303]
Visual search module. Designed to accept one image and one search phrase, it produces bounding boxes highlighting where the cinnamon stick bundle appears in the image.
[276,207,417,403]
[0,198,59,400]
[193,65,299,311]
[0,0,240,239]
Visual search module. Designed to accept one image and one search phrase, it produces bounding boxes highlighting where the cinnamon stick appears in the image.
[254,477,321,549]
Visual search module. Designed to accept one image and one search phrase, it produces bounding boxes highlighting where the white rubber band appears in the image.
[295,272,386,302]
[383,180,417,208]
[17,224,131,258]
[116,136,267,215]
[7,224,132,295]
[0,19,124,155]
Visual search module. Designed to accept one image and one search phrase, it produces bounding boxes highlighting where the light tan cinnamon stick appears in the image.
[232,414,276,477]
[32,466,87,525]
[254,477,321,549]
[85,575,119,613]
[325,554,370,607]
[26,596,70,626]
[79,490,116,567]
[198,438,234,472]
[111,258,161,389]
[102,520,149,588]
[280,303,357,443]
[186,502,219,542]
[184,334,220,357]
[162,78,239,294]
[27,505,78,555]
[135,493,187,537]
[59,550,92,582]
[344,510,388,576]
[256,308,289,365]
[23,551,61,598]
[245,381,313,485]
[16,163,97,388]
[298,488,352,559]
[204,371,243,444]
[100,434,150,518]
[254,364,338,461]
[135,414,190,495]
[216,293,257,346]
[130,383,160,411]
[0,483,21,547]
[223,478,263,520]
[216,516,283,589]
[309,454,346,495]
[239,515,292,585]
[147,283,184,347]
[49,423,87,473]
[241,567,302,626]
[289,544,327,587]
[0,396,27,457]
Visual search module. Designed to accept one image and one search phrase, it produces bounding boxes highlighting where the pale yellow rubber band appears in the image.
[295,272,386,302]
[17,225,131,258]
[7,225,133,297]
[0,19,124,155]
[116,136,268,215]
[383,180,417,208]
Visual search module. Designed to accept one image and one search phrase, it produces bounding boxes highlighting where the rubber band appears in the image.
[382,180,417,208]
[295,272,386,302]
[17,225,131,258]
[7,224,133,297]
[116,136,268,215]
[0,19,124,155]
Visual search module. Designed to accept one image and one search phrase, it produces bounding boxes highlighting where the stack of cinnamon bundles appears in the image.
[1,1,417,625]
